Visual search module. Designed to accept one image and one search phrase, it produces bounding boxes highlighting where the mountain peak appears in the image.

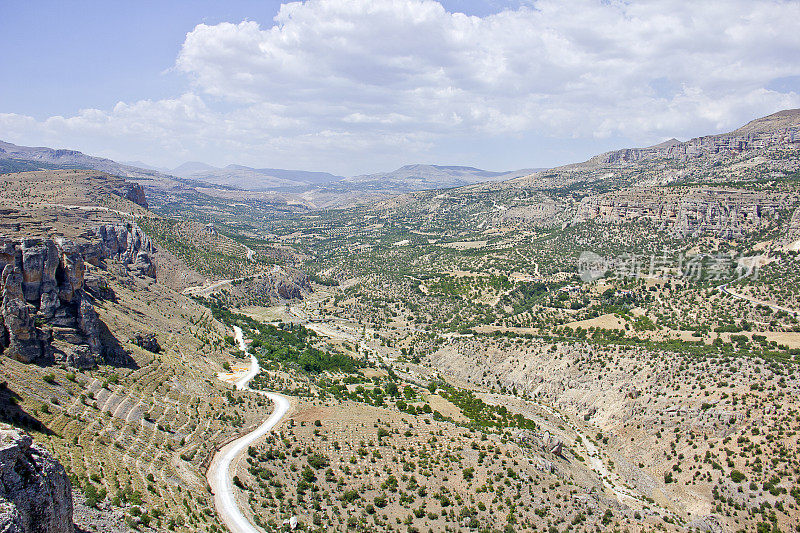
[171,161,218,176]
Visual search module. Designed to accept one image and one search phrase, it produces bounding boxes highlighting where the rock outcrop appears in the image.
[130,332,160,353]
[0,424,74,533]
[274,270,308,300]
[0,223,155,367]
[123,184,148,209]
[572,188,797,238]
[91,224,156,278]
[1,266,41,364]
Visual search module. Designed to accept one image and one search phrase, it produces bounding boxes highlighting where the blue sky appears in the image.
[1,0,799,175]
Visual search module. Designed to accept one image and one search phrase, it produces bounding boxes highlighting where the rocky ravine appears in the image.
[0,223,155,368]
[0,424,73,533]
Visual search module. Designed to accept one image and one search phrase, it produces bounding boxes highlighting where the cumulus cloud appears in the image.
[3,0,800,172]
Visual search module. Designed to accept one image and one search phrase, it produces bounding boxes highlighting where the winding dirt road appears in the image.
[207,326,291,533]
[719,282,800,316]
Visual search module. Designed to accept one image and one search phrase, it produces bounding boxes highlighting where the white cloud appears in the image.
[3,0,800,172]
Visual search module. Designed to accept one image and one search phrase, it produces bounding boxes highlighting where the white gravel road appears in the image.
[207,326,291,533]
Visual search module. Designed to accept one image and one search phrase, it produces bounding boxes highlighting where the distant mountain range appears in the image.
[121,160,170,172]
[0,140,541,192]
[173,162,543,191]
[6,109,800,194]
[10,109,797,194]
[343,164,543,191]
[0,140,161,179]
[169,162,343,189]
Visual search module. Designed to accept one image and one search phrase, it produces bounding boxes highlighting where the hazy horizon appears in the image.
[2,0,799,175]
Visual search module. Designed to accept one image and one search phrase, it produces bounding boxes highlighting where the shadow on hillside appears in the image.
[99,321,138,369]
[0,382,53,435]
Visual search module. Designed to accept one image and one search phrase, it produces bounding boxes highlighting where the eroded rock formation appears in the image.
[91,224,156,278]
[0,223,155,367]
[0,424,73,533]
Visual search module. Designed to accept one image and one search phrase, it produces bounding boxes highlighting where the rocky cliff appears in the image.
[0,424,73,533]
[591,109,800,166]
[0,223,155,368]
[572,188,798,238]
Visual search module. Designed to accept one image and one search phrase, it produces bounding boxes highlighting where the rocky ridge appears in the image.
[0,223,155,368]
[0,140,161,186]
[591,109,800,166]
[499,109,800,193]
[0,424,73,533]
[571,188,798,238]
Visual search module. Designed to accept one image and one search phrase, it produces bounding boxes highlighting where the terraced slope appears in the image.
[0,169,280,531]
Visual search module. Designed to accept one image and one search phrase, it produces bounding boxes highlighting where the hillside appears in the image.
[0,141,162,181]
[0,169,311,531]
[505,108,800,191]
[219,110,800,533]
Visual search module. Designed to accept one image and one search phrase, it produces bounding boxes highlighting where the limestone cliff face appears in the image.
[0,424,73,533]
[590,111,800,166]
[0,223,155,368]
[90,224,156,278]
[572,188,797,238]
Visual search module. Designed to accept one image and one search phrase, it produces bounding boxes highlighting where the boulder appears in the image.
[132,251,155,278]
[0,424,74,533]
[65,345,97,370]
[130,332,160,353]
